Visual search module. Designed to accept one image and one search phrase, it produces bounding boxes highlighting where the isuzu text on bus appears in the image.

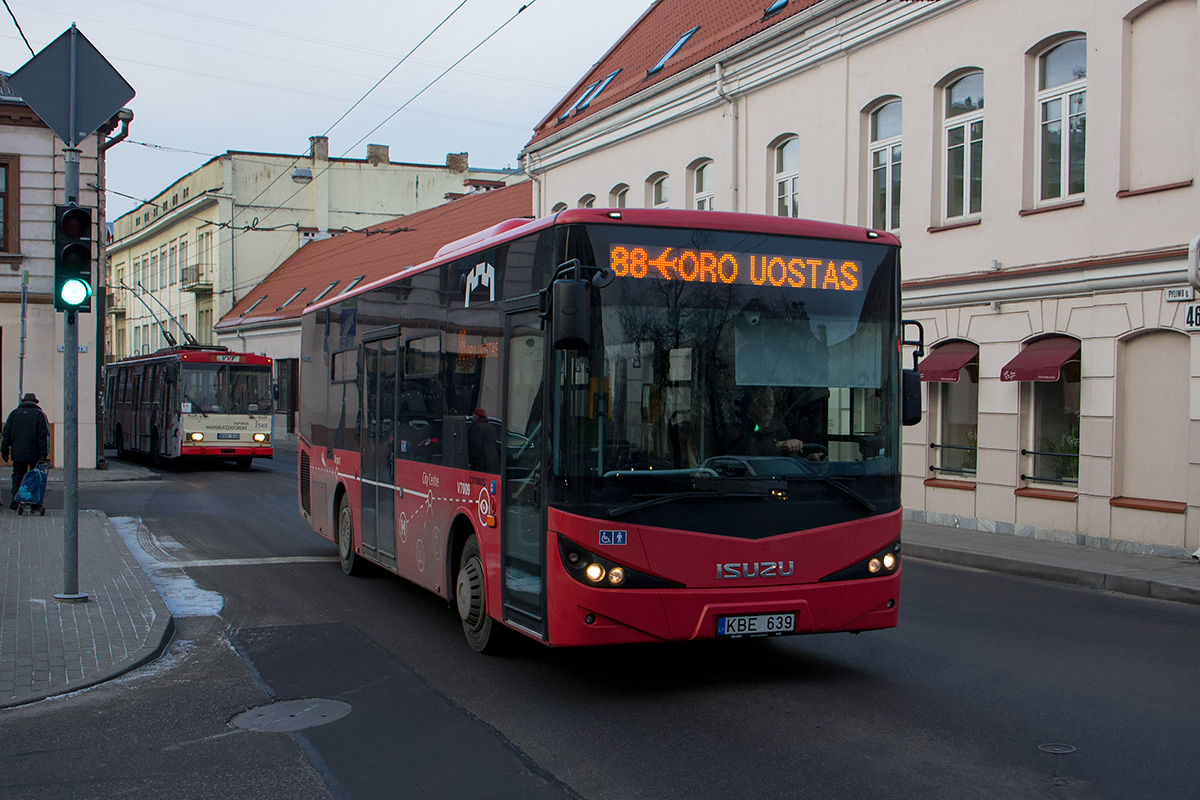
[298,208,922,651]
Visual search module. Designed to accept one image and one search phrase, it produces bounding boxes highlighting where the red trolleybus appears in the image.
[104,345,275,468]
[298,208,922,651]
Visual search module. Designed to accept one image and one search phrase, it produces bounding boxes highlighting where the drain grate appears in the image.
[1038,743,1077,755]
[231,698,352,732]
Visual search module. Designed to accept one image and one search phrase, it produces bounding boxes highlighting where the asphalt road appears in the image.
[2,452,1198,799]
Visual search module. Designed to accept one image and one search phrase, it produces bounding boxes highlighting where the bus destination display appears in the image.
[609,244,861,291]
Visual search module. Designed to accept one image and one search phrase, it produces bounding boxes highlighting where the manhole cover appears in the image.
[1038,743,1077,755]
[231,698,351,732]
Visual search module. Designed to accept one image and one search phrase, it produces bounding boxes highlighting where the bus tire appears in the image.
[337,494,365,576]
[456,535,503,653]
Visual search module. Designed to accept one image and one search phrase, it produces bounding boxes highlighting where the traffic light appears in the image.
[54,203,93,312]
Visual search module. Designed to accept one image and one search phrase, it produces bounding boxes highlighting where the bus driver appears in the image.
[738,386,803,456]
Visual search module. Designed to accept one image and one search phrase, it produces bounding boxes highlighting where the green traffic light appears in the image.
[60,277,92,307]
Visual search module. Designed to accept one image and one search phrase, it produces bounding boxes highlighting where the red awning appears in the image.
[917,341,979,382]
[1000,337,1081,382]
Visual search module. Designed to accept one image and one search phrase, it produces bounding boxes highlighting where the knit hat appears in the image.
[21,393,38,404]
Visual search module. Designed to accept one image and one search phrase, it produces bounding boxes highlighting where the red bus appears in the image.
[104,345,275,468]
[298,208,921,651]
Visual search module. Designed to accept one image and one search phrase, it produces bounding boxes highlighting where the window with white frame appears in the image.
[692,160,714,210]
[774,136,799,217]
[648,173,670,208]
[149,252,159,291]
[869,100,902,230]
[944,72,984,220]
[168,243,178,286]
[610,184,629,208]
[1037,37,1086,203]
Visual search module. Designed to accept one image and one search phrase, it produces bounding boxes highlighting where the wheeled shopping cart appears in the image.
[15,460,48,516]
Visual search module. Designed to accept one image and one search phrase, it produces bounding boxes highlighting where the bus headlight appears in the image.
[557,535,684,590]
[819,539,902,583]
[189,432,204,442]
[585,563,605,583]
[253,433,269,443]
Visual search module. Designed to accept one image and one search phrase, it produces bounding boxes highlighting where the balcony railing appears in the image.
[180,263,213,293]
[106,289,126,316]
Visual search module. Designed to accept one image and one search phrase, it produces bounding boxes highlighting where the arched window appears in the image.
[869,100,902,230]
[943,71,984,220]
[691,159,714,210]
[646,172,670,208]
[1001,335,1081,485]
[578,194,596,208]
[551,202,568,213]
[609,183,629,208]
[774,136,799,217]
[1037,37,1086,202]
[918,340,980,476]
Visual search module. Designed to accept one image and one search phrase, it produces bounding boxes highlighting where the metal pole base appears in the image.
[54,592,89,603]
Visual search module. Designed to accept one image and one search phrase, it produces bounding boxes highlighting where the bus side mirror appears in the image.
[552,278,591,351]
[902,368,922,426]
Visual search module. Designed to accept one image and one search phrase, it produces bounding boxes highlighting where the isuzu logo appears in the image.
[717,561,794,580]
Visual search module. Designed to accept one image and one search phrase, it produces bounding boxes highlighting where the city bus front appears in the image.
[519,219,905,646]
[177,357,274,465]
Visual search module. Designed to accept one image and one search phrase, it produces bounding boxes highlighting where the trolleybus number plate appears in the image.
[717,612,795,637]
[217,433,240,440]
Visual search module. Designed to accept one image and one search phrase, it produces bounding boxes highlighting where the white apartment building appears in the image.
[106,137,513,361]
[520,0,1199,556]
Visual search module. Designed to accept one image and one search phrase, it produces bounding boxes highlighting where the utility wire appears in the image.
[3,0,35,56]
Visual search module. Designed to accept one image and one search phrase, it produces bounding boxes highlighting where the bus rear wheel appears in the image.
[337,495,365,576]
[456,535,502,653]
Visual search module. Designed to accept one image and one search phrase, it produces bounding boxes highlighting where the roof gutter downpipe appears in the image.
[523,153,543,218]
[715,62,739,212]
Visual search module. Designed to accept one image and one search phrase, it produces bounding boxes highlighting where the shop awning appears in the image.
[1000,337,1080,382]
[917,341,979,382]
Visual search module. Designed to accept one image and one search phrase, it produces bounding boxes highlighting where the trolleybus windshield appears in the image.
[550,224,900,538]
[180,363,274,415]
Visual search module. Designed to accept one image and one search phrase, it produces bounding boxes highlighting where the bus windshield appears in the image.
[180,364,274,414]
[549,224,900,537]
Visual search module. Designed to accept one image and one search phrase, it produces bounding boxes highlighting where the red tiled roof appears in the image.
[216,181,533,330]
[526,0,822,148]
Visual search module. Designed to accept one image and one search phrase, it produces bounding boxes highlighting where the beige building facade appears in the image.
[106,137,513,361]
[521,0,1200,556]
[0,74,122,469]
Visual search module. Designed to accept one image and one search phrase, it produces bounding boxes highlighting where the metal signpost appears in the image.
[8,25,134,603]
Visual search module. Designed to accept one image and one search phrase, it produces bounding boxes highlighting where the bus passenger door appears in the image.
[501,309,546,638]
[361,335,398,568]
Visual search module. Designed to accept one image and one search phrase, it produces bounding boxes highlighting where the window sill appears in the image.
[1115,179,1193,199]
[927,218,981,234]
[1110,496,1186,514]
[1015,487,1077,502]
[1018,199,1084,217]
[924,478,976,491]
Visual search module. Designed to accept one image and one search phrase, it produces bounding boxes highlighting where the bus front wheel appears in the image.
[337,495,365,576]
[456,535,501,653]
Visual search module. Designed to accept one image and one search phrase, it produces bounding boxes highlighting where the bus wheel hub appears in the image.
[457,559,484,627]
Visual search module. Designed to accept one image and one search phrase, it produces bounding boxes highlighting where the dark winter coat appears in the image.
[1,401,50,463]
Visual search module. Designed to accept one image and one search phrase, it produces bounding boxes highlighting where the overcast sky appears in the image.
[4,0,653,218]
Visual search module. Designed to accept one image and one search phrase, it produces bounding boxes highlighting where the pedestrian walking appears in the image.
[2,393,50,510]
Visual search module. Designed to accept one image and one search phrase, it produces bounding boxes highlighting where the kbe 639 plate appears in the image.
[716,612,795,637]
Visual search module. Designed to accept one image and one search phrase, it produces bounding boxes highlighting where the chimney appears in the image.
[367,144,389,165]
[446,152,469,173]
[310,135,329,162]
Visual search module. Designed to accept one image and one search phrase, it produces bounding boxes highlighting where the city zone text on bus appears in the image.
[298,208,922,652]
[104,345,275,469]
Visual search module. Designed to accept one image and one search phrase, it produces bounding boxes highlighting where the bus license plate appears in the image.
[217,433,240,440]
[717,612,795,637]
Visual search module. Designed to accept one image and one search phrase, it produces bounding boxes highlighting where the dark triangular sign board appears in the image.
[8,25,135,147]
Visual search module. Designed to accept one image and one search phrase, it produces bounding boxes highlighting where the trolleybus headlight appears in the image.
[607,567,625,586]
[818,538,902,583]
[189,432,204,442]
[253,432,269,443]
[585,563,606,583]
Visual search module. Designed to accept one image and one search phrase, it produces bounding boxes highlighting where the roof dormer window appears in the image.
[764,0,788,17]
[277,288,306,311]
[307,280,339,306]
[575,69,621,113]
[648,26,699,76]
[559,80,601,121]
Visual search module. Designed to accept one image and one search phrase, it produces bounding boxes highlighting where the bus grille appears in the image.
[300,450,311,515]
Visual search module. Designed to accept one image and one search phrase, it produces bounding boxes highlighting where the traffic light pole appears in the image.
[56,148,86,603]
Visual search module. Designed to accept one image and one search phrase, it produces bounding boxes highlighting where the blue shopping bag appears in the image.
[16,464,46,504]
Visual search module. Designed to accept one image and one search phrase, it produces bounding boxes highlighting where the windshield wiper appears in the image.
[183,394,207,418]
[791,474,876,513]
[608,490,779,519]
